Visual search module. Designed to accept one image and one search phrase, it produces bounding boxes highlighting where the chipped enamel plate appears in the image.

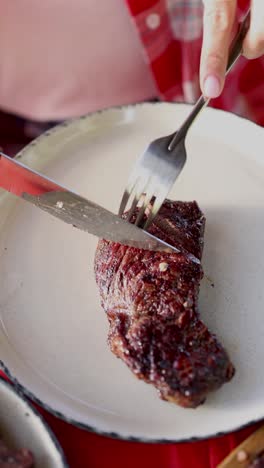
[0,376,67,466]
[0,103,264,442]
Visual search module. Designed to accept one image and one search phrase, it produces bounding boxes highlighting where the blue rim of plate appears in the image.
[1,359,263,445]
[0,374,69,466]
[1,102,264,444]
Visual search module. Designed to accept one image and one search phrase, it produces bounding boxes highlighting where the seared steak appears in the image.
[0,439,34,468]
[248,450,264,468]
[94,200,234,408]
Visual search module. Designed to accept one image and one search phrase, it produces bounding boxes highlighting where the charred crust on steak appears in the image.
[94,200,235,408]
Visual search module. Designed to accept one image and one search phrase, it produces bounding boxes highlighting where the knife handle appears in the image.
[217,425,264,467]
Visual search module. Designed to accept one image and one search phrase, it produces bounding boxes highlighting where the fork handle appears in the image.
[168,8,251,150]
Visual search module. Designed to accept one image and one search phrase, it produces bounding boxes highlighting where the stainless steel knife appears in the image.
[0,152,193,256]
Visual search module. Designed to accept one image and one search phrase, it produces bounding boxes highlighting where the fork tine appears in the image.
[143,191,165,231]
[127,192,140,222]
[118,176,139,216]
[135,191,154,227]
[118,189,130,216]
[121,174,151,221]
[125,178,144,221]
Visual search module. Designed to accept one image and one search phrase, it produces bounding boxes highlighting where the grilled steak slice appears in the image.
[248,451,264,468]
[94,200,234,408]
[0,439,34,468]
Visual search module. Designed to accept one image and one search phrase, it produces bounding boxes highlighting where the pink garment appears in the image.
[1,0,262,129]
[0,0,156,120]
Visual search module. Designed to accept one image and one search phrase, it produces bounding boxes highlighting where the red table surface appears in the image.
[0,370,262,468]
[0,138,262,468]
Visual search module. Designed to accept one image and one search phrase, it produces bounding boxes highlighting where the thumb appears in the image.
[200,0,237,98]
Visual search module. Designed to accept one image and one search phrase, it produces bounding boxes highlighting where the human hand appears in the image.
[200,1,264,99]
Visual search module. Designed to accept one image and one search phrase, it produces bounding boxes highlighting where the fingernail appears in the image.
[203,75,221,98]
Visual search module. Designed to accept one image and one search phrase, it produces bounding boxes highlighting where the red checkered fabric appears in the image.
[125,0,264,126]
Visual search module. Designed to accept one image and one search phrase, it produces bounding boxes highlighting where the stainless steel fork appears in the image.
[119,9,250,230]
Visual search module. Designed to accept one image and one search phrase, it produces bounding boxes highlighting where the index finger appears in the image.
[201,0,237,98]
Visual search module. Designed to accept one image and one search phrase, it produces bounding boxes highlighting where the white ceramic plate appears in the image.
[0,377,67,467]
[0,103,264,443]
